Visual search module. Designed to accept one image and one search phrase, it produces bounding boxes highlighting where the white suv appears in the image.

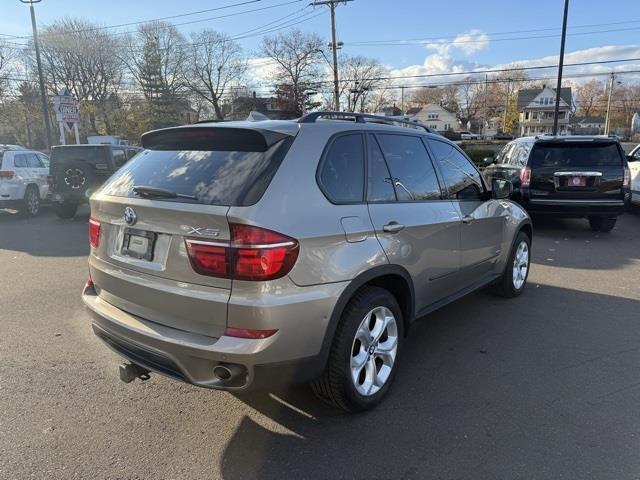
[0,146,50,216]
[628,144,640,208]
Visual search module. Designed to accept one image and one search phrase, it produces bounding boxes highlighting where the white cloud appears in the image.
[387,44,640,87]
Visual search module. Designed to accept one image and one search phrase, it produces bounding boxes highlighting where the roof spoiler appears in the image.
[141,126,290,151]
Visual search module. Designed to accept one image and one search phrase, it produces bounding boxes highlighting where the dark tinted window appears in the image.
[13,153,29,168]
[495,142,515,165]
[428,139,484,200]
[367,135,396,202]
[531,142,623,168]
[319,134,364,203]
[51,146,109,167]
[112,149,127,168]
[101,138,292,207]
[376,134,441,201]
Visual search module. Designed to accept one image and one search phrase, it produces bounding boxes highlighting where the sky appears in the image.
[2,0,640,88]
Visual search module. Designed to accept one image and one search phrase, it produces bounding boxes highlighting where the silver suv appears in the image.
[82,112,532,412]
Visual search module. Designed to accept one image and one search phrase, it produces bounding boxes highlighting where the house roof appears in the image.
[517,87,572,110]
[569,116,604,124]
[405,107,422,115]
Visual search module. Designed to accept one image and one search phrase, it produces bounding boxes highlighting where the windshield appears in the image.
[100,137,292,206]
[531,142,623,168]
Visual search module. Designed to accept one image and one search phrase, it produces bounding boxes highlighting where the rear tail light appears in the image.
[520,166,531,188]
[185,224,299,281]
[88,217,101,248]
[623,166,631,188]
[0,170,15,179]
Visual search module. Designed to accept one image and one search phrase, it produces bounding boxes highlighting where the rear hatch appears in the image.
[529,139,625,201]
[89,125,295,338]
[50,145,113,196]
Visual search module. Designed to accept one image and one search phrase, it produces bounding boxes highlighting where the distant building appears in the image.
[517,85,572,136]
[568,116,605,136]
[227,92,291,120]
[408,104,460,132]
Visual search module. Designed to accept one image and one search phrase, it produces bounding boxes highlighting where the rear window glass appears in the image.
[319,134,364,203]
[51,147,108,166]
[531,142,623,168]
[100,138,292,206]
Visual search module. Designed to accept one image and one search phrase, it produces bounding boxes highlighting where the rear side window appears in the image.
[375,134,441,201]
[318,134,365,203]
[531,142,623,168]
[112,149,127,168]
[367,135,396,202]
[27,154,43,168]
[510,143,532,167]
[101,137,293,207]
[13,154,29,168]
[427,139,484,200]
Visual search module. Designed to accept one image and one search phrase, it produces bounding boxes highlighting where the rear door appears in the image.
[90,127,293,337]
[628,146,640,204]
[427,138,504,282]
[11,153,32,192]
[366,133,461,311]
[27,152,49,197]
[529,140,625,201]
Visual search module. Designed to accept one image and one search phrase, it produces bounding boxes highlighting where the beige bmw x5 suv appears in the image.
[83,112,532,412]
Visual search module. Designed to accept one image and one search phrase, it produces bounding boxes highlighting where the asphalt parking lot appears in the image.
[1,207,640,480]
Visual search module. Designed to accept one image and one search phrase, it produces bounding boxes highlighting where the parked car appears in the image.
[628,143,640,210]
[82,112,532,412]
[48,144,142,219]
[459,131,479,140]
[493,132,514,141]
[0,146,50,216]
[483,136,630,232]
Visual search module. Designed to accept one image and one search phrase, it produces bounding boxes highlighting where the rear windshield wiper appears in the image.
[133,185,200,201]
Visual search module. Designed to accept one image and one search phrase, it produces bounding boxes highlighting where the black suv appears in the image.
[48,144,142,218]
[483,136,630,232]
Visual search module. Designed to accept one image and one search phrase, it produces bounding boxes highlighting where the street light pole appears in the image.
[311,0,353,111]
[552,0,570,136]
[21,0,52,149]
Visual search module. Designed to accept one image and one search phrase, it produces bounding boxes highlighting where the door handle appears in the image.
[383,222,405,233]
[462,215,474,224]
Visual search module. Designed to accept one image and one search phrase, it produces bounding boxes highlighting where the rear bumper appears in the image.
[83,277,347,391]
[523,198,626,216]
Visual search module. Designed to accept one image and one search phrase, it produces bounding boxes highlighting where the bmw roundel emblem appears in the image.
[124,207,137,226]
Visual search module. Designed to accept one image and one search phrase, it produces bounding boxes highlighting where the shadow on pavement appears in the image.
[0,206,90,257]
[222,284,640,479]
[530,214,640,270]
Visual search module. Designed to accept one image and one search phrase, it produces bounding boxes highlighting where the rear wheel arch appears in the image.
[315,265,415,375]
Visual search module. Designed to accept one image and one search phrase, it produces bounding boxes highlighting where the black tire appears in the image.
[54,201,78,219]
[21,185,40,217]
[312,286,404,412]
[492,231,531,298]
[588,215,617,233]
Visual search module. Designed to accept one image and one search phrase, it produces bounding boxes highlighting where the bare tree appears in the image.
[575,79,606,117]
[37,18,126,134]
[457,77,483,129]
[410,84,459,113]
[261,29,323,116]
[337,55,389,112]
[0,40,16,100]
[186,30,246,120]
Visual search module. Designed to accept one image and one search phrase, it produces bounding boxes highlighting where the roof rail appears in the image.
[298,111,438,134]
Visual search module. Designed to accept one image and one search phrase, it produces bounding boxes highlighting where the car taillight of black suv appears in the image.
[483,136,630,232]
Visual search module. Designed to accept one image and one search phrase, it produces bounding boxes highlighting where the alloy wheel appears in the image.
[350,306,398,397]
[512,241,529,289]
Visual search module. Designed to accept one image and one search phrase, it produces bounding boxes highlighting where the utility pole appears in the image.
[552,0,570,136]
[311,0,353,111]
[400,86,405,114]
[20,0,53,150]
[502,79,510,134]
[604,73,616,135]
[483,74,488,136]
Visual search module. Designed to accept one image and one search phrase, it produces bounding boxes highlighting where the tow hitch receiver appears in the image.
[119,362,151,383]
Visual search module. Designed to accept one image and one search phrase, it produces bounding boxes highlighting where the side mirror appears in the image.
[492,178,513,199]
[482,157,495,167]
